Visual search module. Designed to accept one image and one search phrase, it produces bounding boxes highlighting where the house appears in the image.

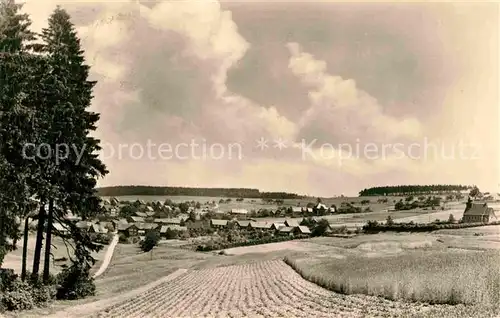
[89,223,108,234]
[293,226,311,236]
[249,222,272,231]
[135,212,148,218]
[462,199,497,223]
[271,223,285,230]
[277,226,294,236]
[117,223,139,237]
[235,220,250,229]
[127,216,145,223]
[315,203,329,212]
[284,219,300,228]
[154,218,181,225]
[291,207,303,213]
[230,208,248,215]
[112,218,128,228]
[135,223,159,236]
[210,219,228,228]
[75,221,93,231]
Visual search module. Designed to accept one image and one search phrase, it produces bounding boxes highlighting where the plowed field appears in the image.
[89,260,443,318]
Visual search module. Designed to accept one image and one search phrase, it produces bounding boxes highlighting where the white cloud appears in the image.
[287,42,422,143]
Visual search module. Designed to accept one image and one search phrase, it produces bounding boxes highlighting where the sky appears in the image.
[21,0,499,197]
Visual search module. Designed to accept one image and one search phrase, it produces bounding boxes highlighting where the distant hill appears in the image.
[97,185,302,199]
[359,184,473,196]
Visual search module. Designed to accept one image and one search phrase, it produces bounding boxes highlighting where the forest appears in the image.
[97,186,302,199]
[358,184,472,196]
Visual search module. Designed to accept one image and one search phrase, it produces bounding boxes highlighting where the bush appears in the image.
[55,264,96,300]
[0,271,57,312]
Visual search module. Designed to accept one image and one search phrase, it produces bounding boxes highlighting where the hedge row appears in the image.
[363,221,500,233]
[195,235,308,252]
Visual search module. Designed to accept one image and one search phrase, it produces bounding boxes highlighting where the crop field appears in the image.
[285,247,500,308]
[89,260,455,318]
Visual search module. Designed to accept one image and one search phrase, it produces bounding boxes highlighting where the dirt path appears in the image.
[92,234,119,279]
[42,268,188,318]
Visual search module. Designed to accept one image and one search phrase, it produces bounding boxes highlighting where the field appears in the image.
[88,260,467,318]
[2,234,106,276]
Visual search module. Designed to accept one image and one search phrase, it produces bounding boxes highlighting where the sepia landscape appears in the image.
[1,1,499,318]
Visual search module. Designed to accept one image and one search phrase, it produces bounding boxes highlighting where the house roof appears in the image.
[154,218,181,224]
[130,216,145,223]
[291,207,303,212]
[135,223,158,230]
[272,223,285,229]
[91,224,108,234]
[146,206,154,212]
[230,208,248,214]
[211,219,228,226]
[249,222,272,229]
[135,212,148,218]
[464,203,496,216]
[160,225,187,232]
[316,203,328,210]
[237,220,250,227]
[284,219,300,227]
[75,221,93,229]
[117,223,132,231]
[296,226,311,234]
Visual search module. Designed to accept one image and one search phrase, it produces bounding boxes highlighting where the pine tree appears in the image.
[39,6,108,283]
[0,0,38,266]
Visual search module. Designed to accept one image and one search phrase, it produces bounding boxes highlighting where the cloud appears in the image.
[286,42,422,146]
[19,1,499,195]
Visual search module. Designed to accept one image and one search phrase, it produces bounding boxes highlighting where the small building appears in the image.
[271,223,285,231]
[293,226,311,236]
[75,221,93,231]
[154,218,181,225]
[117,223,138,237]
[235,220,250,229]
[315,203,329,212]
[89,223,109,234]
[230,208,248,215]
[127,216,145,223]
[249,222,272,231]
[136,223,159,236]
[159,225,188,237]
[277,226,294,236]
[291,207,303,213]
[462,199,497,223]
[210,219,228,228]
[284,219,300,228]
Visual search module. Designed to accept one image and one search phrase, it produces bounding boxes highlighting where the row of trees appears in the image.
[0,0,107,294]
[97,185,302,199]
[358,185,472,196]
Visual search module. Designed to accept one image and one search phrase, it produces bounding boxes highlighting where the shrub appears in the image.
[55,264,96,300]
[118,233,128,243]
[0,280,35,311]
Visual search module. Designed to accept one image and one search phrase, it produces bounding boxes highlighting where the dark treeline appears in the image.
[359,185,472,196]
[97,186,301,199]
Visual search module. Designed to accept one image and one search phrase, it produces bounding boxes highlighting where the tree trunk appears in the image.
[21,216,30,281]
[43,199,54,283]
[32,201,46,281]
